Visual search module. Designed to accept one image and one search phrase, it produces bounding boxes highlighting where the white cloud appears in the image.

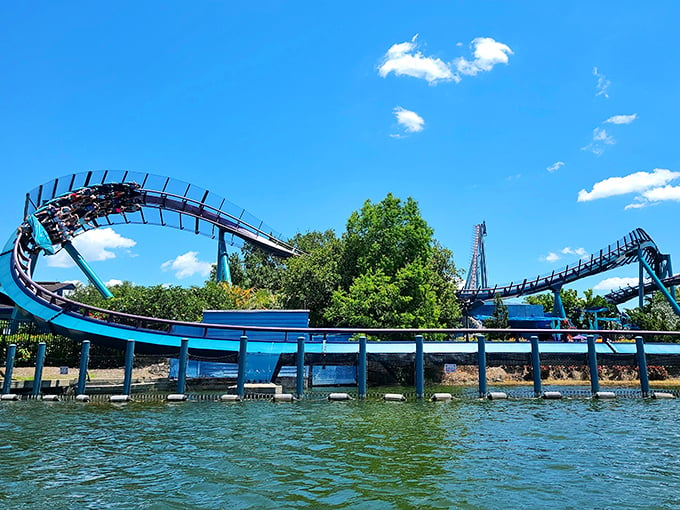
[623,182,680,209]
[378,35,456,84]
[161,251,213,279]
[105,279,125,287]
[641,185,680,202]
[542,247,588,263]
[547,161,564,173]
[593,67,610,98]
[605,114,637,125]
[561,247,588,258]
[593,128,615,143]
[593,277,639,291]
[542,252,561,263]
[578,168,680,202]
[62,279,84,295]
[623,201,649,210]
[378,35,512,84]
[45,228,136,268]
[582,127,616,155]
[454,37,513,76]
[393,106,425,133]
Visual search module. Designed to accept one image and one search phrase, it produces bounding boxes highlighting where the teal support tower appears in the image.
[63,241,114,299]
[216,229,232,284]
[638,250,680,315]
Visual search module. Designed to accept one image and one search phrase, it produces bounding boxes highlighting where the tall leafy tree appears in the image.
[280,230,342,326]
[340,193,433,285]
[228,244,284,292]
[326,194,461,329]
[626,291,680,341]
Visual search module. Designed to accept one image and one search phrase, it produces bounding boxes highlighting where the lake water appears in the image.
[1,390,679,509]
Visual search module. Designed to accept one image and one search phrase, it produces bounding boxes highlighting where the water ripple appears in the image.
[0,396,679,508]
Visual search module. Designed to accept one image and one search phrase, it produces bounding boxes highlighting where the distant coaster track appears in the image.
[457,228,668,302]
[605,274,680,305]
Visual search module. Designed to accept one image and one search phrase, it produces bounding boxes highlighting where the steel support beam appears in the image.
[63,241,114,299]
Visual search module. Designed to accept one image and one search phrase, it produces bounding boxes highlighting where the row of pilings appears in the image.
[0,335,673,401]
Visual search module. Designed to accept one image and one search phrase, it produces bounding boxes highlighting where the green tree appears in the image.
[484,293,509,338]
[524,288,618,329]
[340,193,433,285]
[626,291,680,341]
[324,194,461,329]
[280,230,342,326]
[69,279,279,322]
[228,244,284,292]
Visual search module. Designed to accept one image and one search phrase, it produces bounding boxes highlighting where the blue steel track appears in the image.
[457,228,667,301]
[1,171,679,358]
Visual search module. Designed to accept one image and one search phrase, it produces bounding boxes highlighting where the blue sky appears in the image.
[1,2,679,308]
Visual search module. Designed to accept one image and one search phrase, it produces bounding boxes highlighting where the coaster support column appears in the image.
[216,229,232,284]
[63,241,114,299]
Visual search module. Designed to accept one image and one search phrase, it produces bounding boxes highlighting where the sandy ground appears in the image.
[9,361,170,383]
[442,365,680,387]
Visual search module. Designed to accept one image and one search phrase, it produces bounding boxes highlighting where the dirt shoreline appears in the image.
[9,363,169,384]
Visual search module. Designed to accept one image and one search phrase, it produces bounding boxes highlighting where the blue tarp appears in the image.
[169,353,282,383]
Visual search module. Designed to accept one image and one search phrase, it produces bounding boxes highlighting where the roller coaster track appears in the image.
[457,228,666,302]
[22,171,300,258]
[605,274,680,305]
[0,171,310,355]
